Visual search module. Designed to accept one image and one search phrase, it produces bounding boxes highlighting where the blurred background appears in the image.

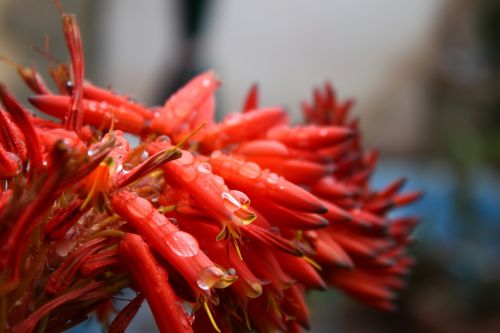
[1,0,500,332]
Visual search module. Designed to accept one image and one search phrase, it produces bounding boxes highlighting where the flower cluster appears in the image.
[0,9,420,333]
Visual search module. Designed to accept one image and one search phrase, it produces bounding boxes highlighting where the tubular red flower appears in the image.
[0,7,421,332]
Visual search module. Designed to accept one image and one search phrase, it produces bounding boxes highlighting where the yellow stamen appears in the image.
[203,300,221,333]
[303,255,322,271]
[174,122,206,149]
[227,224,243,260]
[243,308,251,331]
[81,184,96,210]
[88,229,125,240]
[268,294,282,317]
[81,157,114,210]
[232,239,243,261]
[90,215,120,232]
[158,205,176,214]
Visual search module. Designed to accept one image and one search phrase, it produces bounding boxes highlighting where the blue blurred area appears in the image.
[310,158,500,333]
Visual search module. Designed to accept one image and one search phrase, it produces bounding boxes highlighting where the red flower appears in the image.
[0,6,420,333]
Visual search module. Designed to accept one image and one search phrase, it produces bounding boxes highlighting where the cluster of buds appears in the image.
[0,7,421,333]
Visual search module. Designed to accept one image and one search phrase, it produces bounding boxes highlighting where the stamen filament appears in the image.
[303,255,322,271]
[203,300,221,333]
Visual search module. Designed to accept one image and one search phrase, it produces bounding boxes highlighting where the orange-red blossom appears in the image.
[0,7,420,333]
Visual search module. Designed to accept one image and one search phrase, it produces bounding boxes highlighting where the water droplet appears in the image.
[210,150,221,158]
[127,196,152,220]
[55,240,75,257]
[99,101,109,110]
[221,192,241,212]
[165,231,199,257]
[178,151,194,165]
[115,163,123,173]
[229,190,250,207]
[87,101,98,112]
[140,150,149,161]
[266,172,279,184]
[213,175,224,186]
[196,278,210,291]
[5,152,22,174]
[180,301,195,325]
[123,162,134,171]
[196,162,212,174]
[156,135,171,144]
[239,162,260,179]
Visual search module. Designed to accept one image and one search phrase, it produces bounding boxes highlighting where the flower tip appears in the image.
[27,95,44,108]
[316,204,328,214]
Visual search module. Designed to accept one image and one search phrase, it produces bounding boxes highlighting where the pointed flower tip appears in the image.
[316,204,328,214]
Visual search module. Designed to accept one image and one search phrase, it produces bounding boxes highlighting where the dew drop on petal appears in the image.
[180,301,196,326]
[319,128,329,137]
[127,196,152,220]
[197,162,212,174]
[165,231,199,257]
[266,172,279,184]
[87,101,98,112]
[115,163,123,173]
[178,151,194,165]
[221,191,242,212]
[229,190,250,207]
[55,240,75,257]
[214,175,225,186]
[239,162,260,179]
[87,148,97,157]
[5,152,22,174]
[156,135,172,144]
[123,162,134,171]
[210,150,221,158]
[196,278,210,291]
